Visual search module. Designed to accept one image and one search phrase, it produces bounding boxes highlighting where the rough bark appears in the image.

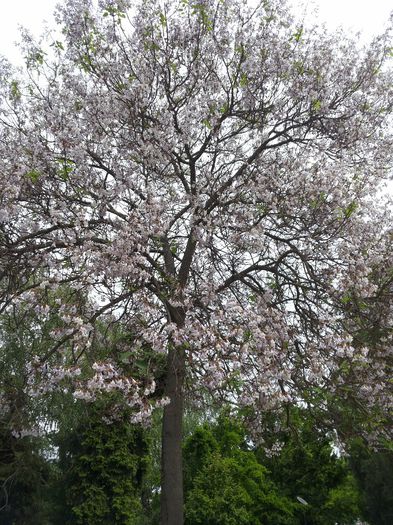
[160,306,186,525]
[160,344,186,525]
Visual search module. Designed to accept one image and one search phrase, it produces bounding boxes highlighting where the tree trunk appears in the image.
[160,305,186,525]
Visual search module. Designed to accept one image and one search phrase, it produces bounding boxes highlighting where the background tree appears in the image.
[183,416,298,525]
[51,396,149,525]
[349,439,393,525]
[0,0,392,523]
[182,412,365,525]
[0,305,53,524]
[0,428,51,525]
[0,290,153,524]
[257,410,363,525]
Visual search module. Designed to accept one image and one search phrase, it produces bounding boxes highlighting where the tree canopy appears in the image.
[0,0,392,522]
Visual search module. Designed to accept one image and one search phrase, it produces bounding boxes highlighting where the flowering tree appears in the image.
[0,0,392,522]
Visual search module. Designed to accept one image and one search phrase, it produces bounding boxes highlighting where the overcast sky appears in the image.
[0,0,391,64]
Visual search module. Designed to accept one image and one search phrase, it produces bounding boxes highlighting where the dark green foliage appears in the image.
[0,428,51,525]
[259,414,363,525]
[183,416,297,525]
[0,307,53,524]
[350,439,393,525]
[182,412,366,525]
[51,397,149,525]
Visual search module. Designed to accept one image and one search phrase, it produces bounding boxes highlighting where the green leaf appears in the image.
[27,49,45,68]
[341,294,352,305]
[293,27,303,42]
[337,201,358,221]
[309,191,326,209]
[25,169,41,182]
[159,12,167,27]
[294,61,304,75]
[346,201,357,218]
[10,80,21,101]
[52,40,64,51]
[219,102,229,114]
[191,2,213,31]
[312,99,322,112]
[256,203,269,214]
[119,351,133,364]
[56,159,75,181]
[202,118,212,129]
[79,54,93,72]
[239,72,248,88]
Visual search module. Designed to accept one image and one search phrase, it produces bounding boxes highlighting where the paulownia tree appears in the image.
[0,0,392,522]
